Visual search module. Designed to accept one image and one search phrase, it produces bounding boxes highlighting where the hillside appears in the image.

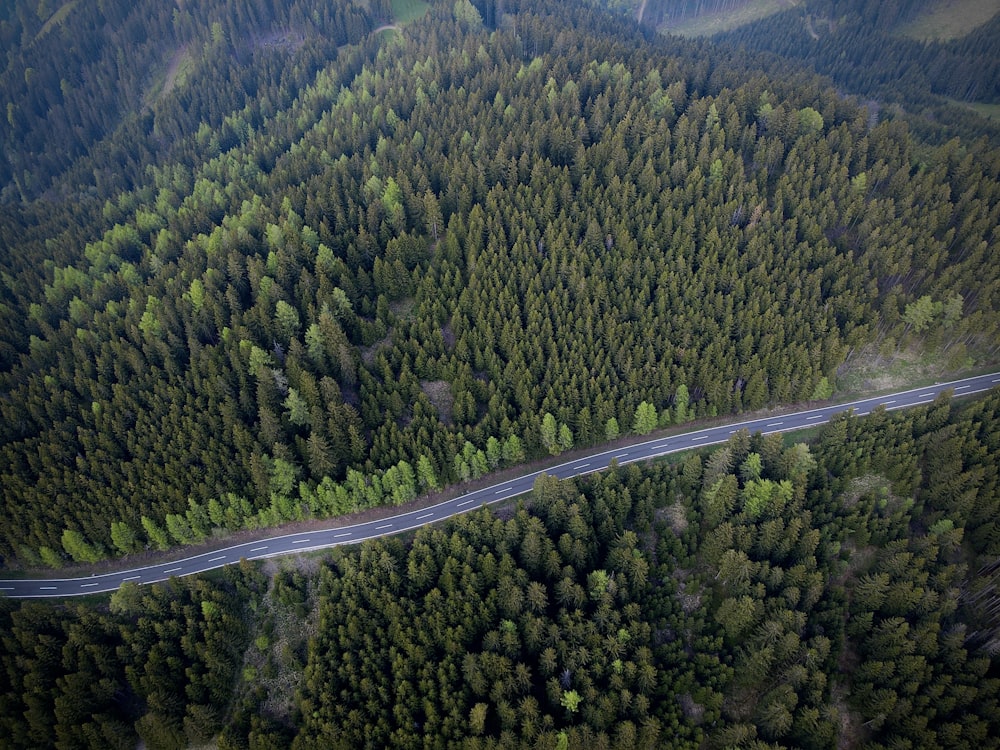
[706,0,1000,144]
[0,0,381,202]
[1,0,998,569]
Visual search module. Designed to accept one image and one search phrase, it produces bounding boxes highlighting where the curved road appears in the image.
[3,372,998,598]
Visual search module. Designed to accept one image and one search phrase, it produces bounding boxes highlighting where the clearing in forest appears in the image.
[34,0,79,41]
[391,0,431,25]
[657,0,800,37]
[897,0,1000,41]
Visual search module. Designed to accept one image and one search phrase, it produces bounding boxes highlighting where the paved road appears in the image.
[3,372,998,598]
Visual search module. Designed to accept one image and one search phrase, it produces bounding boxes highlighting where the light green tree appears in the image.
[674,384,690,423]
[61,528,101,563]
[561,689,582,713]
[141,516,170,550]
[558,423,574,453]
[541,413,560,455]
[452,0,483,28]
[502,434,525,464]
[740,452,763,483]
[417,455,440,491]
[486,436,502,468]
[605,417,620,441]
[797,106,824,135]
[902,295,941,334]
[110,520,138,555]
[275,299,300,338]
[633,401,657,435]
[284,388,311,426]
[811,376,833,400]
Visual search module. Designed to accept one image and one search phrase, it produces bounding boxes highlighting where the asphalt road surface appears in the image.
[3,372,998,599]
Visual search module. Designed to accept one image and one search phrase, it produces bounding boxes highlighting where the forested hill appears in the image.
[0,0,382,202]
[1,0,999,568]
[705,0,1000,145]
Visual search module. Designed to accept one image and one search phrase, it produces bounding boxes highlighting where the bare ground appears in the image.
[421,379,454,423]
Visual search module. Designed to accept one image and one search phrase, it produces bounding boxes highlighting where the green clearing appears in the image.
[965,101,1000,120]
[657,0,799,37]
[391,0,430,25]
[897,0,1000,40]
[34,0,79,41]
[145,47,195,106]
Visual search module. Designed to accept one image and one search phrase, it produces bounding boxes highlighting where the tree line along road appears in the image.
[2,372,998,598]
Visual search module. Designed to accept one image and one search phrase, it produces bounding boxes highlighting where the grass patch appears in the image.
[391,0,430,25]
[658,0,799,37]
[834,341,976,395]
[145,46,195,106]
[897,0,1000,40]
[962,101,1000,120]
[35,0,79,42]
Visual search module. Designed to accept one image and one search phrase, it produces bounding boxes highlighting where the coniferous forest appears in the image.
[1,0,998,568]
[3,386,1000,748]
[2,0,1000,745]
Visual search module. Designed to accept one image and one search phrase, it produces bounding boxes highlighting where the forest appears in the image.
[2,384,1000,748]
[707,0,1000,145]
[1,0,998,569]
[3,0,1000,746]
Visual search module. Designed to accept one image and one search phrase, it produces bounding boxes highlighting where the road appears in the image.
[2,372,998,599]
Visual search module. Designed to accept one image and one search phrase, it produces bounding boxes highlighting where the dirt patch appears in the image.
[441,322,455,348]
[252,29,307,52]
[656,500,689,534]
[361,330,393,367]
[420,379,454,423]
[390,297,415,318]
[840,474,889,509]
[830,678,864,749]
